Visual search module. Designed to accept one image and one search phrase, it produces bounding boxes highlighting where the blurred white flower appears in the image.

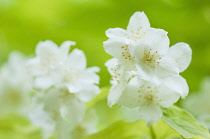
[30,88,85,139]
[30,88,98,139]
[28,40,100,138]
[104,11,169,70]
[27,40,76,89]
[0,51,32,115]
[27,40,100,102]
[117,77,183,126]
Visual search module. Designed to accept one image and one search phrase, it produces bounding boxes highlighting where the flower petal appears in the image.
[105,28,127,39]
[155,55,179,78]
[103,39,128,59]
[108,79,127,107]
[158,85,180,107]
[139,104,162,126]
[81,110,98,134]
[145,28,170,55]
[34,76,53,89]
[163,75,189,98]
[169,42,192,72]
[36,40,58,58]
[59,41,76,56]
[134,43,155,80]
[67,48,87,70]
[60,97,85,125]
[29,104,55,139]
[127,12,150,32]
[118,77,139,108]
[77,85,100,102]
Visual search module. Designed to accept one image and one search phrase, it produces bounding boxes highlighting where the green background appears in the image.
[0,0,210,90]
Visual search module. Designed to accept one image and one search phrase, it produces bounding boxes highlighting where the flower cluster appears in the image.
[104,12,192,126]
[27,40,100,138]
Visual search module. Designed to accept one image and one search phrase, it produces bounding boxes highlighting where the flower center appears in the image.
[144,94,154,103]
[138,85,159,105]
[127,27,146,41]
[110,66,122,84]
[144,49,161,68]
[63,70,79,83]
[121,45,132,60]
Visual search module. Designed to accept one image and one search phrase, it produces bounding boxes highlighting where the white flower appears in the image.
[30,88,98,139]
[104,11,191,127]
[105,58,137,107]
[30,88,86,139]
[27,40,76,89]
[117,77,184,126]
[27,40,100,102]
[104,12,169,70]
[54,109,97,139]
[28,40,100,138]
[133,41,192,82]
[0,51,32,115]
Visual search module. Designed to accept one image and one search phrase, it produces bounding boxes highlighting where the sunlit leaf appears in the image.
[162,106,210,139]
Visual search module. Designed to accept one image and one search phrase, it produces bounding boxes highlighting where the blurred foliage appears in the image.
[0,114,41,139]
[0,0,210,89]
[84,120,181,139]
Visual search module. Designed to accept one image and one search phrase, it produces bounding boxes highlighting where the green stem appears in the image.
[150,126,156,139]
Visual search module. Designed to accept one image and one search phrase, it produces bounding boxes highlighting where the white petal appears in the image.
[66,81,82,93]
[105,58,118,75]
[60,97,85,125]
[103,39,127,59]
[155,55,179,78]
[27,58,45,76]
[136,63,155,81]
[81,70,100,85]
[108,79,127,107]
[163,75,189,98]
[34,76,53,89]
[87,66,100,73]
[59,41,75,56]
[158,85,180,107]
[169,42,192,72]
[145,28,169,55]
[36,40,58,57]
[81,110,98,134]
[134,43,155,80]
[118,77,139,108]
[139,104,162,126]
[77,85,100,102]
[29,104,55,139]
[105,28,127,39]
[127,12,150,32]
[67,48,87,70]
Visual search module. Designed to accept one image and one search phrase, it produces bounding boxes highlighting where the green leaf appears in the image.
[84,120,182,139]
[162,106,210,139]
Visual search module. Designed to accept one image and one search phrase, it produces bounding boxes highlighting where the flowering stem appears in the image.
[149,126,156,139]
